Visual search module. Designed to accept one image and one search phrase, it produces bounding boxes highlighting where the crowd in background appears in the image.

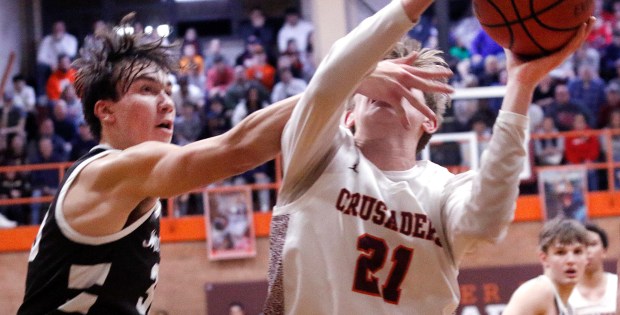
[0,2,619,227]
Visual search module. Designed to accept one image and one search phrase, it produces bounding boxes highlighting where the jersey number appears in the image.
[352,234,413,305]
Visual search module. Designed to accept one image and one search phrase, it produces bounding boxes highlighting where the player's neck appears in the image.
[356,137,418,171]
[581,268,605,288]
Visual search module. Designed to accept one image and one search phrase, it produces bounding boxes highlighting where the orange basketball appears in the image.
[473,0,594,59]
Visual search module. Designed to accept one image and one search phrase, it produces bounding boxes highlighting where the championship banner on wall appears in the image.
[455,261,617,315]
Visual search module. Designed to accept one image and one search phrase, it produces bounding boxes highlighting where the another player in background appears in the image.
[569,223,617,315]
[262,0,594,313]
[503,217,589,315]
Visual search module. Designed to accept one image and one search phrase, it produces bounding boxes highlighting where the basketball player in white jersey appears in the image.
[262,0,595,313]
[569,223,617,314]
[503,217,589,315]
[17,13,425,315]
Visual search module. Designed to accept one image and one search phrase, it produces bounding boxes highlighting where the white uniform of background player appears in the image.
[262,0,589,314]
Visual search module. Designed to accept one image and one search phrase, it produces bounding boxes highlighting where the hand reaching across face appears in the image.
[357,52,453,129]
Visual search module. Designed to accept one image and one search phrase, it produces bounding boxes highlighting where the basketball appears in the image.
[473,0,594,59]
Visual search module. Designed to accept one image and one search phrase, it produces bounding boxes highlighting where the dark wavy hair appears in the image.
[73,13,179,138]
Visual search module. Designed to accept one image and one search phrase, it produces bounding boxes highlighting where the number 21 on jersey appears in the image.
[352,233,413,305]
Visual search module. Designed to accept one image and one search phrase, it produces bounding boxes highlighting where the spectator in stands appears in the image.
[547,84,594,132]
[11,74,36,113]
[2,133,28,167]
[568,64,606,125]
[0,161,32,225]
[45,54,77,102]
[28,118,69,162]
[271,67,307,103]
[607,108,620,188]
[534,116,565,166]
[598,82,620,128]
[171,75,205,112]
[60,84,84,126]
[202,97,231,138]
[228,301,247,315]
[239,7,276,56]
[279,38,305,78]
[469,28,504,72]
[69,121,97,161]
[231,86,269,126]
[81,20,106,55]
[36,21,78,97]
[235,35,265,68]
[206,54,234,99]
[0,92,27,148]
[51,100,77,144]
[600,31,620,81]
[182,27,203,58]
[565,113,601,190]
[277,7,314,54]
[476,54,502,86]
[585,0,613,50]
[245,45,276,91]
[29,137,64,225]
[569,42,600,74]
[179,43,205,78]
[173,102,204,146]
[533,74,557,109]
[302,31,317,82]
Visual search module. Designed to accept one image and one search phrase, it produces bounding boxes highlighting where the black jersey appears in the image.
[18,146,161,315]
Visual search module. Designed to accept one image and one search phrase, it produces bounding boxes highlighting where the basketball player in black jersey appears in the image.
[16,14,298,315]
[17,13,435,315]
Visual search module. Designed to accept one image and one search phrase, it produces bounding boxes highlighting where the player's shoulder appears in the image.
[505,277,554,314]
[515,276,555,302]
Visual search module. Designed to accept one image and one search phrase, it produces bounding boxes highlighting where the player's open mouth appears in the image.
[157,121,172,130]
[565,268,577,277]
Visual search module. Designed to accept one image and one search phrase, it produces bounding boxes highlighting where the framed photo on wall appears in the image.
[203,187,256,260]
[538,167,588,223]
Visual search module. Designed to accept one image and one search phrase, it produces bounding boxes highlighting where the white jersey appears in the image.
[569,272,618,315]
[263,1,527,314]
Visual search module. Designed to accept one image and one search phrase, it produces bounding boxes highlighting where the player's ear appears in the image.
[95,100,116,124]
[344,110,355,128]
[538,250,549,268]
[422,117,438,134]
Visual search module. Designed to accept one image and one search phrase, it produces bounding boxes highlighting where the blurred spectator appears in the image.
[277,7,314,54]
[568,64,606,124]
[69,121,97,161]
[0,92,26,149]
[408,14,436,48]
[239,7,276,55]
[245,46,276,91]
[279,39,305,78]
[182,27,203,58]
[29,137,64,225]
[46,54,76,102]
[231,86,269,126]
[235,35,264,67]
[228,301,247,315]
[36,21,78,96]
[271,67,307,103]
[569,43,600,74]
[585,0,613,50]
[206,54,235,99]
[476,55,502,87]
[598,82,620,128]
[451,7,481,53]
[173,102,204,146]
[469,28,504,71]
[606,109,620,188]
[201,97,231,138]
[546,84,594,132]
[171,75,205,112]
[532,74,557,109]
[599,31,620,81]
[534,116,565,166]
[60,84,84,126]
[302,31,317,82]
[28,118,69,162]
[204,38,223,69]
[51,100,77,143]
[565,113,601,190]
[2,133,28,167]
[0,162,32,225]
[179,44,205,81]
[81,20,106,55]
[11,74,36,113]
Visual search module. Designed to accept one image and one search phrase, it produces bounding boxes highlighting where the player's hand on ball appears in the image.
[506,17,595,87]
[357,53,453,129]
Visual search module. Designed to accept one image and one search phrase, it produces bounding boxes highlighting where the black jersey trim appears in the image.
[54,148,160,245]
